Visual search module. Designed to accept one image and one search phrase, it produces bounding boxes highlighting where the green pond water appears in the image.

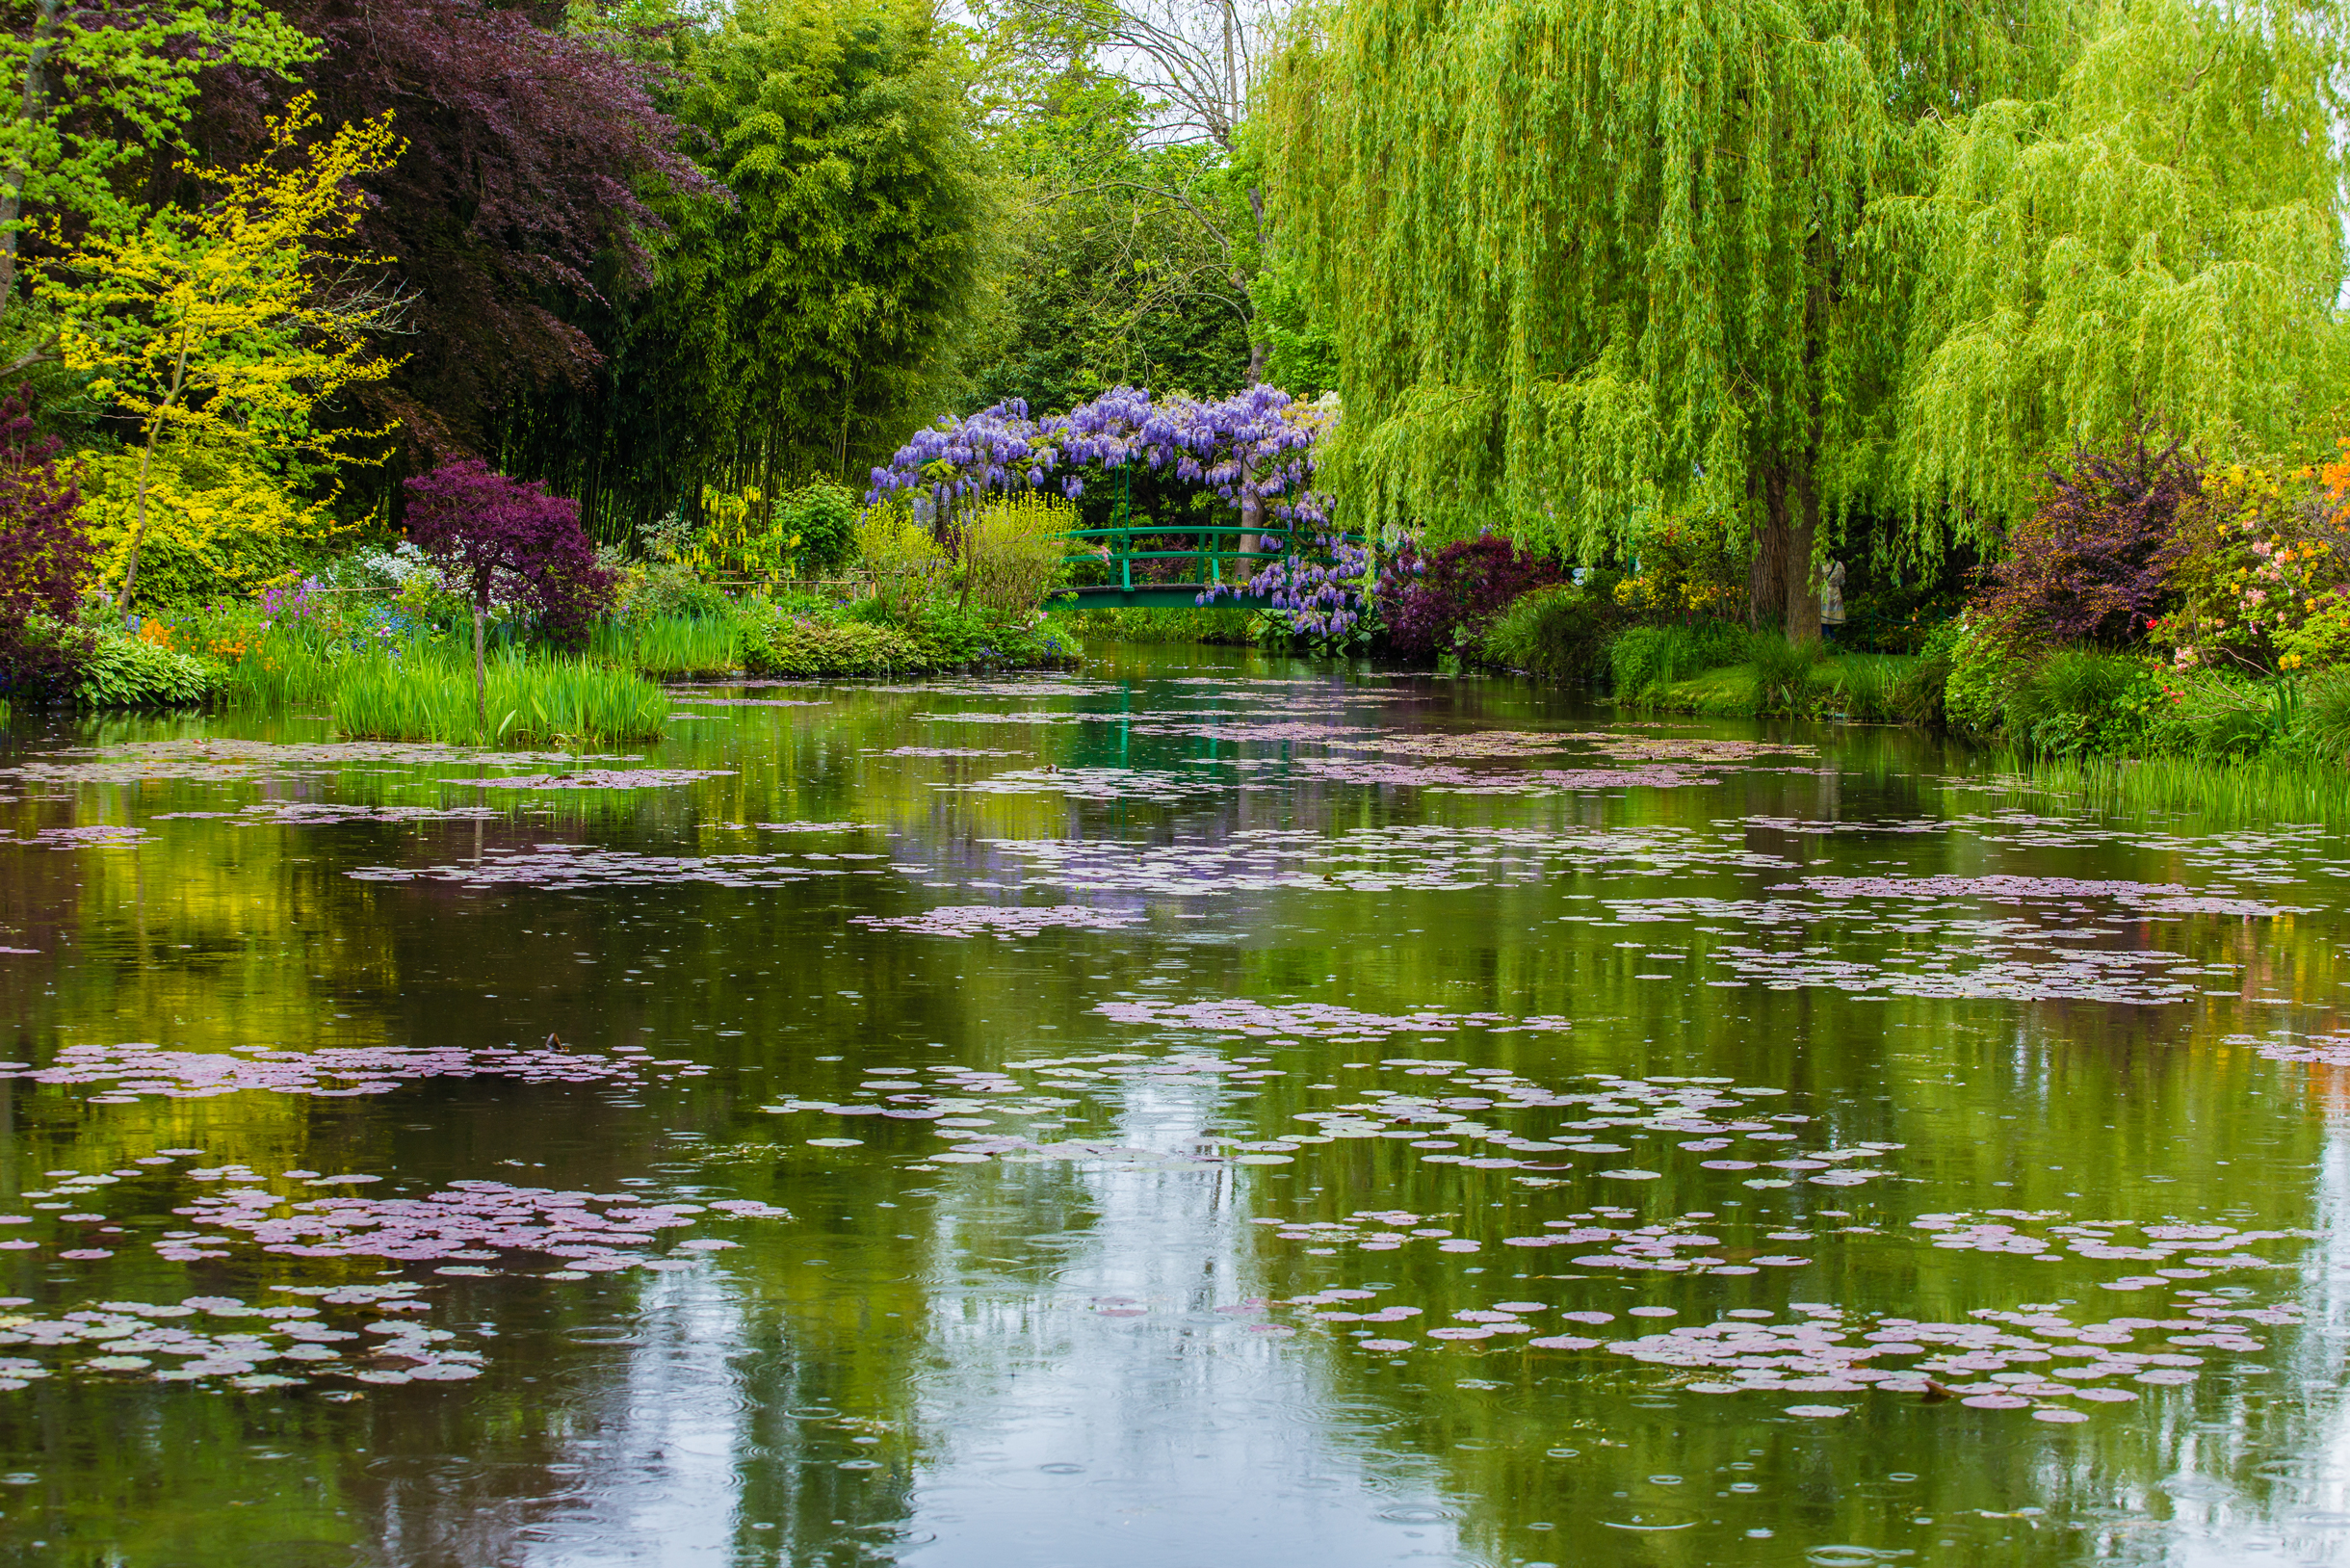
[0,642,2343,1566]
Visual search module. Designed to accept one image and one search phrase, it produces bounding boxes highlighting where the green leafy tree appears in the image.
[39,95,404,607]
[1265,0,2090,635]
[0,0,313,327]
[961,60,1255,414]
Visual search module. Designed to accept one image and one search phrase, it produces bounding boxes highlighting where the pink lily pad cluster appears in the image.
[2240,1030,2350,1066]
[3,738,629,785]
[1911,1213,2303,1277]
[1292,759,1717,794]
[996,823,1796,900]
[669,696,831,708]
[471,769,735,791]
[1094,997,1571,1040]
[879,747,1021,758]
[349,843,883,890]
[850,903,1145,937]
[1781,873,2302,919]
[159,1174,790,1270]
[0,1282,470,1392]
[1586,1296,2299,1421]
[13,824,148,848]
[0,1039,704,1104]
[946,767,1232,803]
[151,802,501,825]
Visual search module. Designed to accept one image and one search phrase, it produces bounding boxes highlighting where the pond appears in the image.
[0,641,2341,1566]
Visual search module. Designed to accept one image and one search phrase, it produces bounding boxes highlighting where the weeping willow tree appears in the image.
[1266,0,2339,631]
[1892,0,2348,527]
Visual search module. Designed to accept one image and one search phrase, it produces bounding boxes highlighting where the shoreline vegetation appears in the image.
[0,0,2336,819]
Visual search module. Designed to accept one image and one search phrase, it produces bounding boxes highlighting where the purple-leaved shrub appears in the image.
[1377,536,1563,658]
[1975,423,2199,650]
[0,386,92,700]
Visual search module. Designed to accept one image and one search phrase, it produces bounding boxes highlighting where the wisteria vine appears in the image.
[1199,531,1377,640]
[867,385,1332,532]
[869,385,1372,637]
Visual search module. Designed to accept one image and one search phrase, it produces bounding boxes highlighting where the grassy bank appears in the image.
[1048,605,1257,645]
[48,601,1084,727]
[1580,623,1923,720]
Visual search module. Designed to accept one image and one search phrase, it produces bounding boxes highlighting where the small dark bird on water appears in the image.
[545,1032,565,1052]
[1920,1379,1958,1402]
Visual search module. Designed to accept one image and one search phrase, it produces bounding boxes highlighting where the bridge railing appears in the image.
[1056,524,1294,593]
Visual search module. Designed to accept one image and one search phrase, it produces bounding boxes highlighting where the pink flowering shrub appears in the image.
[2152,451,2350,673]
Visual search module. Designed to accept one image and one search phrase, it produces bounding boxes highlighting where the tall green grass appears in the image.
[1818,653,1918,720]
[1609,621,1753,699]
[217,638,348,710]
[1999,750,2350,824]
[588,615,741,677]
[332,649,670,744]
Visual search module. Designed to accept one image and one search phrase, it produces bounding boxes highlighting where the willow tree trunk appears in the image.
[1749,466,1822,640]
[1750,468,1790,632]
[1784,465,1821,642]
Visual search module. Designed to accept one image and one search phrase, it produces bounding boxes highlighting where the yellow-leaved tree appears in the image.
[39,93,405,607]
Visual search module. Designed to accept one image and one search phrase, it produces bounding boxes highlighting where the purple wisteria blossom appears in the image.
[1201,531,1375,640]
[867,385,1333,538]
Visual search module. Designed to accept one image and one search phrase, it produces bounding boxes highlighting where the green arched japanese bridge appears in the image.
[1056,521,1369,609]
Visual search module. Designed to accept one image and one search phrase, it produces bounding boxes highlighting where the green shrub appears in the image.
[1479,585,1613,682]
[1942,614,2027,734]
[2136,667,2293,757]
[617,561,734,622]
[774,482,859,576]
[1891,620,1960,727]
[2003,649,2160,754]
[76,629,221,707]
[744,617,924,677]
[960,492,1074,614]
[2300,668,2350,760]
[1819,654,1917,720]
[904,599,1000,664]
[1748,634,1825,715]
[855,508,950,619]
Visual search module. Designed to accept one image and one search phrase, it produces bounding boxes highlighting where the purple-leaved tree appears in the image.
[404,459,613,726]
[0,386,91,700]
